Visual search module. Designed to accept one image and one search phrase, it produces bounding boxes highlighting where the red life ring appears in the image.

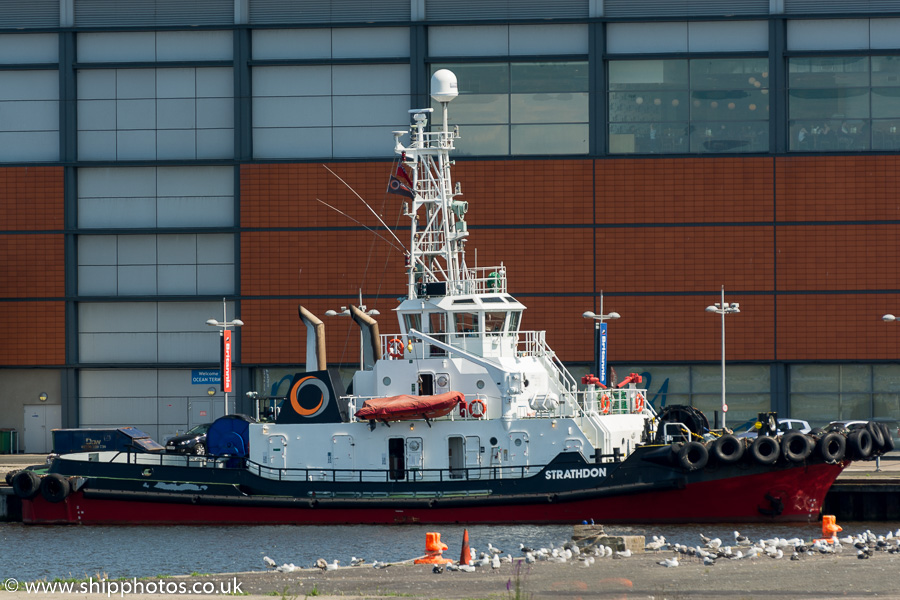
[599,394,611,414]
[469,399,486,419]
[387,338,404,359]
[634,393,645,413]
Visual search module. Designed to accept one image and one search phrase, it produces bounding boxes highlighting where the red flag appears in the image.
[396,163,414,187]
[388,175,415,199]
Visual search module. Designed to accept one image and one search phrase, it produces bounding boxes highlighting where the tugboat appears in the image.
[10,70,893,525]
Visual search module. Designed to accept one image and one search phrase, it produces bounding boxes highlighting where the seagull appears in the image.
[488,543,503,556]
[658,556,679,568]
[459,564,476,573]
[734,531,750,545]
[324,560,339,571]
[491,554,501,569]
[520,543,534,554]
[263,556,277,569]
[858,549,870,560]
[614,549,632,559]
[276,563,297,573]
[699,533,711,545]
[350,556,365,566]
[702,555,716,566]
[315,558,328,570]
[432,565,444,574]
[707,538,722,550]
[372,561,391,569]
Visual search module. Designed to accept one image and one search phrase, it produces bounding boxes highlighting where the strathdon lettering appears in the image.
[544,467,607,480]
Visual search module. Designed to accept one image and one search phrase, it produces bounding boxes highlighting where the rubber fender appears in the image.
[677,441,709,471]
[848,428,873,459]
[11,470,41,500]
[879,423,895,452]
[867,422,885,450]
[40,473,70,503]
[711,434,744,464]
[749,435,780,465]
[4,469,18,486]
[781,431,814,462]
[640,443,681,467]
[818,431,846,463]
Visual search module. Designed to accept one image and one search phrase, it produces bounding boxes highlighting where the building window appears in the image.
[789,56,900,152]
[790,364,900,427]
[430,62,589,156]
[608,58,769,154]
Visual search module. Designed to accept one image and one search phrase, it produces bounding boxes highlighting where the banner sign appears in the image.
[223,329,233,393]
[599,322,608,386]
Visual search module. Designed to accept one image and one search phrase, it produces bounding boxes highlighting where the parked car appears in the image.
[736,418,811,438]
[165,423,211,455]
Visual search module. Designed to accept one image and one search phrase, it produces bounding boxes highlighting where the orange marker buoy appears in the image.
[414,532,453,565]
[460,529,471,565]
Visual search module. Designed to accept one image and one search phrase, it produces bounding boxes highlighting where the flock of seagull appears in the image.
[261,527,900,574]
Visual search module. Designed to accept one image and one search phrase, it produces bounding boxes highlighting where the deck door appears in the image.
[465,435,481,479]
[332,434,354,481]
[407,437,424,480]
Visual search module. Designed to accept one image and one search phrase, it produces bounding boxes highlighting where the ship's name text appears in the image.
[544,467,606,480]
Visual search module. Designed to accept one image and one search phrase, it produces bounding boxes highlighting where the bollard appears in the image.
[814,515,842,543]
[414,532,453,564]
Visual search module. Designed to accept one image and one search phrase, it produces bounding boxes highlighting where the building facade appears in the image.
[1,0,899,451]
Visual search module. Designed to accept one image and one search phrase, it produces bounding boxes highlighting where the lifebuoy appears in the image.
[387,338,404,359]
[849,428,872,459]
[633,393,645,413]
[818,431,846,463]
[711,434,744,464]
[781,431,814,462]
[599,394,611,415]
[749,435,780,465]
[677,441,709,471]
[11,470,41,499]
[40,473,70,503]
[469,399,486,419]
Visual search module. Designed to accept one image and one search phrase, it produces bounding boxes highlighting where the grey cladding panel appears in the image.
[75,0,233,27]
[250,0,409,24]
[785,0,900,13]
[603,0,768,17]
[0,0,60,28]
[425,0,587,20]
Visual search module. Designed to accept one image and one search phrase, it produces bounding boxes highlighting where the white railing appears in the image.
[345,393,490,423]
[381,330,553,361]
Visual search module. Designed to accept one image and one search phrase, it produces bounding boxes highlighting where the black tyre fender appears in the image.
[879,423,895,452]
[5,469,19,486]
[677,441,709,471]
[750,435,780,465]
[781,431,814,462]
[818,431,846,463]
[39,473,70,503]
[849,428,873,459]
[711,434,744,464]
[11,470,41,499]
[867,422,885,449]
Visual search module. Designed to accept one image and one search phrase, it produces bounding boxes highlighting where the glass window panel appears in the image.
[508,311,521,333]
[872,56,900,87]
[873,393,900,419]
[690,89,769,121]
[511,123,587,155]
[789,88,870,119]
[791,394,840,429]
[452,124,508,156]
[437,93,508,125]
[872,87,900,118]
[840,394,870,420]
[788,57,869,88]
[691,366,725,394]
[608,60,687,91]
[510,92,588,124]
[690,58,769,90]
[838,364,871,393]
[453,312,478,333]
[609,92,690,123]
[431,63,509,94]
[691,121,769,153]
[874,364,900,391]
[510,62,588,93]
[609,122,690,154]
[790,364,838,392]
[485,312,505,333]
[871,120,900,150]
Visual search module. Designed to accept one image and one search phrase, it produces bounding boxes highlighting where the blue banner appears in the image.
[192,369,221,385]
[599,322,608,386]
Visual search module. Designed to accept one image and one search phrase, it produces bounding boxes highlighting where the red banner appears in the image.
[222,329,232,393]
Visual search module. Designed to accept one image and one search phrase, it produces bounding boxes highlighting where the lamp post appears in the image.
[326,289,380,370]
[206,298,243,416]
[705,285,740,430]
[583,291,620,387]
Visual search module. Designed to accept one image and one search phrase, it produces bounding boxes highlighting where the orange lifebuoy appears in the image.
[469,399,486,419]
[599,394,611,415]
[387,338,404,359]
[634,393,645,413]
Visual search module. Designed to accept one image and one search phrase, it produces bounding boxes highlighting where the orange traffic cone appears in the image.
[460,529,471,565]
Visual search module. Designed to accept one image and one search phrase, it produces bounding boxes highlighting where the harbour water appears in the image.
[4,521,899,582]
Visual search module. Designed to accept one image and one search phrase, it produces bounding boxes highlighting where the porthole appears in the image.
[409,440,421,451]
[514,438,523,447]
[476,380,485,389]
[383,377,391,386]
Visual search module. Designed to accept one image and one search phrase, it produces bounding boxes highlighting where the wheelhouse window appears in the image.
[403,313,421,334]
[608,58,769,154]
[485,311,506,333]
[453,312,479,334]
[430,62,589,156]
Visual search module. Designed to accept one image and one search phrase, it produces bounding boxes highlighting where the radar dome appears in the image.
[430,69,458,103]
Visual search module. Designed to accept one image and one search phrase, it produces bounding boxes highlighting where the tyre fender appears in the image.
[818,431,846,463]
[677,441,709,471]
[867,422,885,450]
[711,434,744,464]
[879,423,895,452]
[848,428,873,459]
[749,435,780,465]
[781,431,814,462]
[11,470,41,499]
[40,473,70,503]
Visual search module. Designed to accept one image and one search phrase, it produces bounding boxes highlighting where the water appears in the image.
[3,521,899,581]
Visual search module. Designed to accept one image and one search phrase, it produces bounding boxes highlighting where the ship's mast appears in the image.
[395,70,468,300]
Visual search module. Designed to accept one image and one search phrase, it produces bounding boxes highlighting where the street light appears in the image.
[884,314,897,322]
[326,289,380,370]
[206,298,244,416]
[705,285,740,430]
[583,290,620,387]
